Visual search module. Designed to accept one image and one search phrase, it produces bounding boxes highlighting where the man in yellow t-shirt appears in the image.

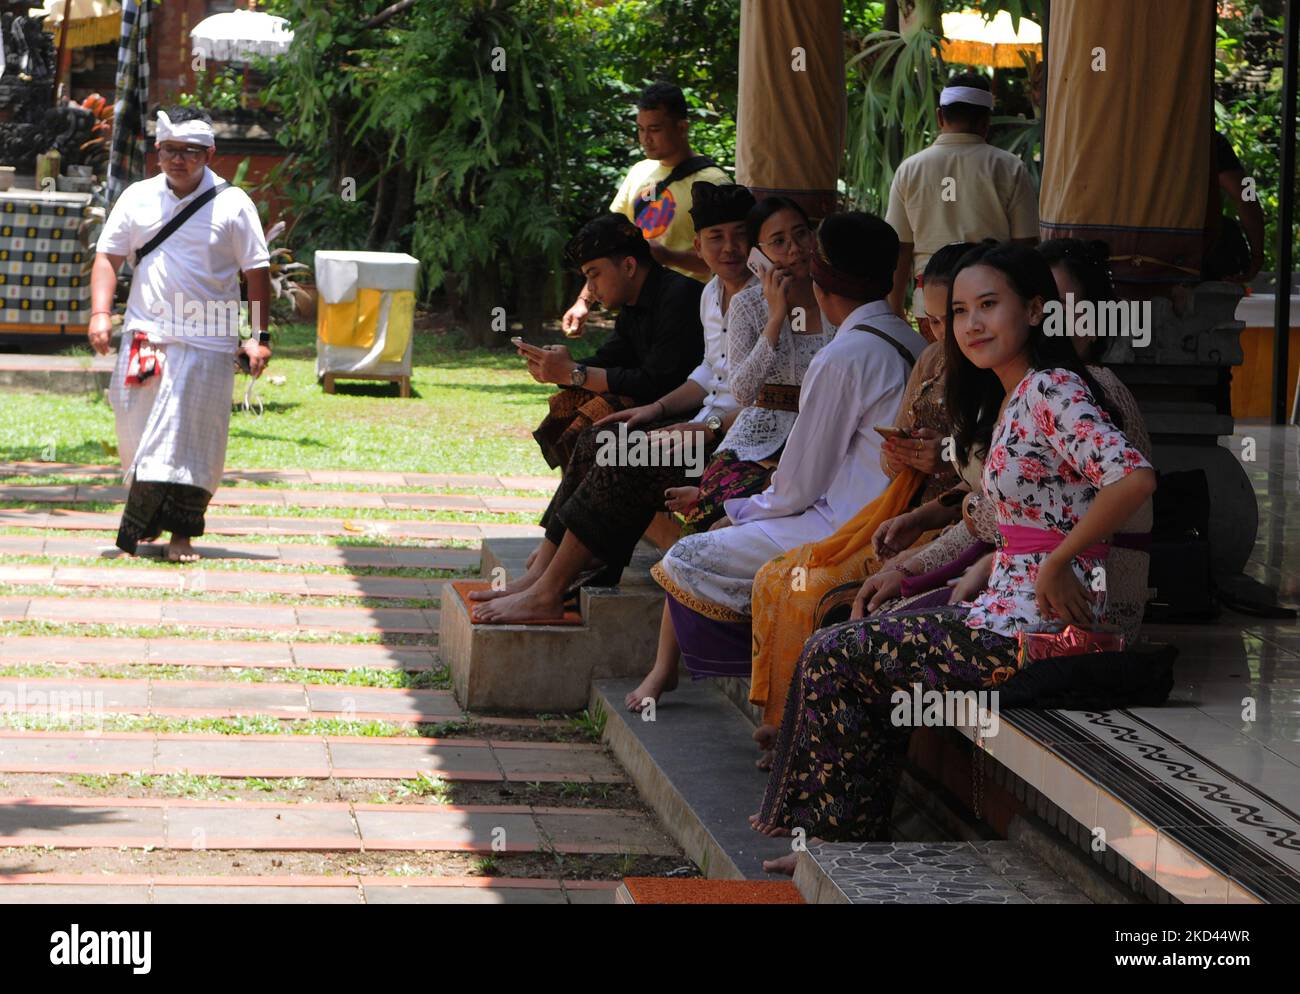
[563,82,730,336]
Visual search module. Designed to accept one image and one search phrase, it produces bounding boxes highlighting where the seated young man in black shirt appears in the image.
[476,196,758,623]
[526,213,704,469]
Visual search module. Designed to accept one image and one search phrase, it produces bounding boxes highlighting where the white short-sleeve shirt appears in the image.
[687,274,754,422]
[97,166,270,351]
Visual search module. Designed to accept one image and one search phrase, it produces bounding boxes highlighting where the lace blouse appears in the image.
[715,284,833,463]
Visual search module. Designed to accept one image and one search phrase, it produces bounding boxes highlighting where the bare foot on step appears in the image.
[624,668,678,712]
[470,555,547,602]
[471,586,566,624]
[762,852,799,876]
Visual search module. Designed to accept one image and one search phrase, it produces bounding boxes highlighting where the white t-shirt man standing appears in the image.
[90,106,271,562]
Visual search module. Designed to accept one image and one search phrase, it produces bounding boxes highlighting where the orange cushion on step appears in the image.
[621,877,805,904]
[452,580,583,626]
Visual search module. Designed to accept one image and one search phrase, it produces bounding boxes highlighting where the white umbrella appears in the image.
[190,9,293,64]
[941,10,1042,68]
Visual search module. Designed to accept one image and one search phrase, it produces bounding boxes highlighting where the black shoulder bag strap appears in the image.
[133,181,230,265]
[633,155,717,221]
[851,322,918,372]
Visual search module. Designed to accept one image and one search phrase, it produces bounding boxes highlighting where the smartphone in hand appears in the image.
[873,425,912,440]
[747,247,773,278]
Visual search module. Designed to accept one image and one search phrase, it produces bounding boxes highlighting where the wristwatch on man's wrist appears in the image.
[570,364,588,387]
[704,414,723,434]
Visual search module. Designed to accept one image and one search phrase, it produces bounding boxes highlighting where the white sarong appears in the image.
[108,338,235,496]
[654,522,785,620]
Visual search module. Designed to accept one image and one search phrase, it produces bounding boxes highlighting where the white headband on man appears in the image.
[155,110,215,147]
[939,86,994,109]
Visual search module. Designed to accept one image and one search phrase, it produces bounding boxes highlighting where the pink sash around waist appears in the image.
[999,524,1110,560]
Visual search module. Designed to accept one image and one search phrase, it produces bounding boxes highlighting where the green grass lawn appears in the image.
[0,322,604,478]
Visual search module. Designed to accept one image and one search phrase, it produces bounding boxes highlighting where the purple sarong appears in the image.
[666,596,752,678]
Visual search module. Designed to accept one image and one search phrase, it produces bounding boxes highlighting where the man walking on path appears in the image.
[885,71,1039,320]
[561,82,730,337]
[88,106,272,562]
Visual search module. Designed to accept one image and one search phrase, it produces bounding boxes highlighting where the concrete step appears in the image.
[593,678,791,879]
[0,483,550,515]
[0,461,558,492]
[0,533,480,571]
[0,595,438,635]
[0,675,462,723]
[0,635,437,671]
[0,354,113,393]
[0,731,623,782]
[0,506,542,542]
[793,840,1090,904]
[0,797,670,854]
[0,874,618,904]
[441,537,666,712]
[0,563,456,600]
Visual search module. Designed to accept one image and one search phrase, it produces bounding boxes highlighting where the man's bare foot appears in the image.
[472,586,565,624]
[624,669,679,711]
[755,749,774,771]
[470,552,548,602]
[165,537,200,563]
[762,853,799,876]
[753,723,777,750]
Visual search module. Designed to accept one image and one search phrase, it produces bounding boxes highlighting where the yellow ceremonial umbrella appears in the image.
[941,9,1042,68]
[30,0,122,49]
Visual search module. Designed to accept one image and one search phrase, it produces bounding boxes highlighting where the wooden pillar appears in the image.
[735,0,845,219]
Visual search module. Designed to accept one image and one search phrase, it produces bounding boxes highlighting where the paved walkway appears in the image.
[0,635,437,670]
[0,594,439,635]
[0,875,619,904]
[0,461,558,492]
[0,675,462,721]
[0,798,668,853]
[0,534,480,570]
[0,462,670,901]
[0,732,623,781]
[0,483,550,514]
[0,563,451,600]
[0,507,543,541]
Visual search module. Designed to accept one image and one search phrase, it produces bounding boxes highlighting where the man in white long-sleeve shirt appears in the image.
[652,213,926,619]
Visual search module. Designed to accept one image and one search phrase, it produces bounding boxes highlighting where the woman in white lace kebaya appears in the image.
[669,198,834,534]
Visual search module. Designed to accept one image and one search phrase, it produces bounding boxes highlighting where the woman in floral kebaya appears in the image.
[752,241,1156,845]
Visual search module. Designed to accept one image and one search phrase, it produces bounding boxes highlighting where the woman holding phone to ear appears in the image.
[662,197,835,535]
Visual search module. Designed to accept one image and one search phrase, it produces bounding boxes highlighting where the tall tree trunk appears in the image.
[463,260,501,349]
[514,254,547,339]
[384,166,416,251]
[367,167,395,250]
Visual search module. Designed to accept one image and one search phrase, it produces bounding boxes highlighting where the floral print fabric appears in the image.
[964,368,1152,638]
